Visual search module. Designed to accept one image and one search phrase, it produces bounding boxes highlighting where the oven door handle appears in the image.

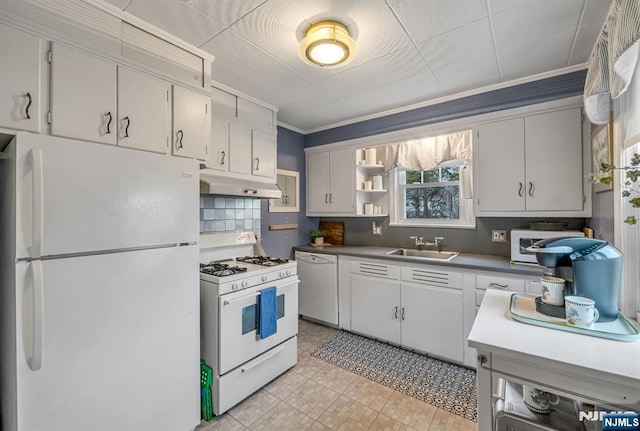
[241,344,287,373]
[223,291,260,305]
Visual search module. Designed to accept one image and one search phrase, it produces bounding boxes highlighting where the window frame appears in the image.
[390,161,475,229]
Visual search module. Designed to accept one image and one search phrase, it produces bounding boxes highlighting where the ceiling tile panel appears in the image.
[492,0,583,49]
[270,83,342,108]
[203,30,311,100]
[487,0,530,14]
[434,54,500,94]
[581,0,613,25]
[389,0,489,43]
[569,21,603,65]
[102,0,130,9]
[498,28,575,81]
[316,66,380,98]
[184,0,268,27]
[124,0,225,46]
[360,45,431,85]
[417,18,494,70]
[276,101,328,130]
[344,72,446,119]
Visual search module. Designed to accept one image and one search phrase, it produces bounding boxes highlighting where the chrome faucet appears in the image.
[410,236,444,251]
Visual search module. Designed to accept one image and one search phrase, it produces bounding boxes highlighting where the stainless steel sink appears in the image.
[385,248,459,261]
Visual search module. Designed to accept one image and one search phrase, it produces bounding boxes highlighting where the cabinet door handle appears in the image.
[255,157,260,171]
[25,92,32,119]
[123,116,130,138]
[394,306,398,319]
[518,182,523,197]
[528,182,534,197]
[325,194,328,203]
[176,130,183,149]
[105,111,112,134]
[489,282,508,289]
[401,307,405,320]
[220,151,225,165]
[329,193,333,203]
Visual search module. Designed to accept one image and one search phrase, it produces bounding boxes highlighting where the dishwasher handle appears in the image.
[295,252,337,264]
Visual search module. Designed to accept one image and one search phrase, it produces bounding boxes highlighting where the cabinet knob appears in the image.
[123,116,130,138]
[518,182,523,197]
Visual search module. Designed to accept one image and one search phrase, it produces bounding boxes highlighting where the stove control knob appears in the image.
[232,283,238,290]
[241,280,248,288]
[286,270,292,276]
[279,271,285,277]
[261,275,268,282]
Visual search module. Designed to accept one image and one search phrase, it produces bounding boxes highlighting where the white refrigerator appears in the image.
[0,133,201,431]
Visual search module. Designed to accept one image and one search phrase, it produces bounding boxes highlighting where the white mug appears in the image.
[565,296,600,329]
[363,180,372,190]
[523,385,560,414]
[541,276,565,306]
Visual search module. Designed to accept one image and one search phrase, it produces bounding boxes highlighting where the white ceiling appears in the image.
[107,0,611,133]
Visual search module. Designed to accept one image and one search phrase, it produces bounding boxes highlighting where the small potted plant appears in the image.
[310,229,327,245]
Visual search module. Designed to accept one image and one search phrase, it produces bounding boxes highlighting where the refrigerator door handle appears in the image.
[32,149,44,258]
[29,260,44,371]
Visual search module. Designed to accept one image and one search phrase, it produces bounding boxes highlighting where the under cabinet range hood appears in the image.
[200,170,282,199]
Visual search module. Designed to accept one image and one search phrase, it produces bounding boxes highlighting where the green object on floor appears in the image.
[200,359,213,421]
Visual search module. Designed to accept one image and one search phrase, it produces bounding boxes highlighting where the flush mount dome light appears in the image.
[298,20,357,68]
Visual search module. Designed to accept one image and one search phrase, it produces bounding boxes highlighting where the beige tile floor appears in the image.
[197,318,477,431]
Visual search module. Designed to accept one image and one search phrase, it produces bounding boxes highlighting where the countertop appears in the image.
[292,244,544,276]
[469,290,640,381]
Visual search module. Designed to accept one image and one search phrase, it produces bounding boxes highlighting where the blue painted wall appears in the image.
[260,126,319,258]
[306,70,587,147]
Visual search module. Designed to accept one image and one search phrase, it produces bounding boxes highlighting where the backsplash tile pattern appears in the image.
[200,196,261,238]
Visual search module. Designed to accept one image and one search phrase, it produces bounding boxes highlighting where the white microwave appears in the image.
[510,229,585,263]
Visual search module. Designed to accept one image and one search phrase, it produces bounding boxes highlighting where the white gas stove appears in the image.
[199,232,298,416]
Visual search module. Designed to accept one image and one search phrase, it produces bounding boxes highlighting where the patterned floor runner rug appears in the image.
[311,331,477,421]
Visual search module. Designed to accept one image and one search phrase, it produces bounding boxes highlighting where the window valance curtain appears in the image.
[584,0,640,124]
[383,129,472,172]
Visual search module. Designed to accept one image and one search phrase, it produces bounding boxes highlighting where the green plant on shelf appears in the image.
[595,152,640,225]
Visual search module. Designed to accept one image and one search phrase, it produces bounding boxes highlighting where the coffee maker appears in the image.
[527,237,623,322]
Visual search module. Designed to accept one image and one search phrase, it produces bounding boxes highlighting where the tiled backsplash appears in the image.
[200,196,261,238]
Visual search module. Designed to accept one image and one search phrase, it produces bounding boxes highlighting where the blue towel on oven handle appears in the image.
[258,286,277,339]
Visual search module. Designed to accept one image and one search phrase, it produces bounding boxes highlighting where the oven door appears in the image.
[218,276,298,375]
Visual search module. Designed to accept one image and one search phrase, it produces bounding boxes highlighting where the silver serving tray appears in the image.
[509,293,640,342]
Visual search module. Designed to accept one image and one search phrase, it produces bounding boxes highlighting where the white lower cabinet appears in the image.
[348,259,464,363]
[351,274,401,344]
[400,267,464,363]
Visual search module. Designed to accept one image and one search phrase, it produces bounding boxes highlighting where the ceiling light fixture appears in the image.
[298,20,357,68]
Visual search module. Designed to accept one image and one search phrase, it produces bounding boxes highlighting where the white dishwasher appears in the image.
[295,251,338,325]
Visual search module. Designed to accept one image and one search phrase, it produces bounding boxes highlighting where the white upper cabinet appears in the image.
[172,85,210,161]
[0,23,41,133]
[208,116,230,172]
[525,109,584,211]
[117,67,170,154]
[49,43,116,145]
[306,147,354,215]
[251,129,276,179]
[477,118,525,211]
[205,85,278,182]
[237,98,274,130]
[477,106,587,216]
[228,123,252,175]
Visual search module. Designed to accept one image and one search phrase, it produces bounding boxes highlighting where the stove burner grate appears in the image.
[236,256,289,266]
[200,262,248,277]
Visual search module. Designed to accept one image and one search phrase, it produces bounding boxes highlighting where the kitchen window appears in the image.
[391,162,474,227]
[386,128,474,228]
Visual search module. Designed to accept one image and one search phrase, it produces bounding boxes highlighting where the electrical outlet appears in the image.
[492,230,507,242]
